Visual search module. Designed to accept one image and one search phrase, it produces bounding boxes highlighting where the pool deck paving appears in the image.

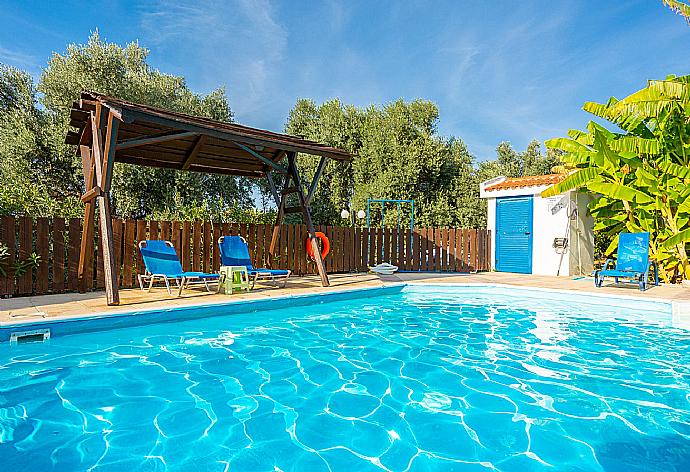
[2,271,690,326]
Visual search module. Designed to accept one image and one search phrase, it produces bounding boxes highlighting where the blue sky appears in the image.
[1,0,689,161]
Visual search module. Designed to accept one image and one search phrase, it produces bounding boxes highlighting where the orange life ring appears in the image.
[306,232,330,260]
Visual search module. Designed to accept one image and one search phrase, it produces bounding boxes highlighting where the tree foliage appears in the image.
[477,140,561,182]
[282,98,558,228]
[0,65,82,217]
[282,99,482,227]
[542,75,690,282]
[1,32,256,220]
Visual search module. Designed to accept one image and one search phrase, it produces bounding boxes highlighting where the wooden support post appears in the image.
[267,170,285,261]
[77,106,121,304]
[97,195,118,304]
[78,143,97,293]
[96,110,120,305]
[287,152,329,287]
[268,191,286,261]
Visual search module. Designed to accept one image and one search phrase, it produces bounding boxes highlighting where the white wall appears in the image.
[487,197,496,269]
[533,194,571,276]
[569,193,595,276]
[483,186,594,277]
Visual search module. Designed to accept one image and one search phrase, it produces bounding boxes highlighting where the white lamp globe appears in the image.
[340,209,350,219]
[357,210,366,219]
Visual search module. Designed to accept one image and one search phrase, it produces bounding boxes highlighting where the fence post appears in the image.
[17,217,33,294]
[52,218,66,293]
[122,219,135,288]
[182,221,192,271]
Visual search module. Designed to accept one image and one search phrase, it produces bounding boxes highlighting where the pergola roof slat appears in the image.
[66,91,352,177]
[117,144,278,167]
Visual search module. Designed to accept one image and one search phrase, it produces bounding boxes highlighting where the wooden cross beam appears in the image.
[80,186,101,203]
[306,156,327,205]
[266,171,281,208]
[116,130,198,151]
[230,140,288,175]
[181,135,207,170]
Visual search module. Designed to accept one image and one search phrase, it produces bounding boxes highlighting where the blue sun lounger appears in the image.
[138,240,219,296]
[594,232,659,291]
[218,235,291,289]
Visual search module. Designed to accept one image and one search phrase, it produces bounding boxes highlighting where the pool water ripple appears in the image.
[1,286,690,471]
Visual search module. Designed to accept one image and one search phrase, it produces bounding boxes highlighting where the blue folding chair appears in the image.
[594,232,659,291]
[138,240,219,296]
[218,235,291,289]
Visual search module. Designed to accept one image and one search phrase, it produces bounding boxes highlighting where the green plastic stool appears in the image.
[218,266,250,294]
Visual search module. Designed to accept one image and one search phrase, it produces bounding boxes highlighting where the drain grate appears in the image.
[10,329,51,344]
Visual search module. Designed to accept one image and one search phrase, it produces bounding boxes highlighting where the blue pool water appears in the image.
[1,285,689,471]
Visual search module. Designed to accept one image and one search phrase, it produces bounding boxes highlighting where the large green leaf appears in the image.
[540,167,599,197]
[561,153,591,166]
[589,195,622,211]
[582,100,651,136]
[659,161,690,179]
[662,0,690,24]
[594,214,627,231]
[588,121,615,140]
[606,83,686,120]
[590,126,620,171]
[583,101,613,120]
[678,199,690,214]
[648,79,689,101]
[612,98,676,118]
[590,206,625,219]
[609,136,660,155]
[567,129,594,145]
[661,228,690,250]
[586,181,653,204]
[605,233,620,256]
[544,137,591,154]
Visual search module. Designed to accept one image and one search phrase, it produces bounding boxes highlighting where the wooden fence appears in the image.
[0,216,490,297]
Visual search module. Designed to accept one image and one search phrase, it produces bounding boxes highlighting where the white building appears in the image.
[480,175,594,277]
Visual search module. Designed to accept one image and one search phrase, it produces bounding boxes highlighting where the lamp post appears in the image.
[340,207,366,227]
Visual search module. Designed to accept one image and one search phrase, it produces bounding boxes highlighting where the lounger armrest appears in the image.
[595,259,615,276]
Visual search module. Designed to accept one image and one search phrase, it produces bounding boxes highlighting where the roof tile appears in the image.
[484,174,565,192]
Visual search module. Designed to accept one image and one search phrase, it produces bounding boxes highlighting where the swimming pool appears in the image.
[1,284,689,471]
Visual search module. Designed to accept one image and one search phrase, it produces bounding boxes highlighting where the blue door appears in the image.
[495,196,533,273]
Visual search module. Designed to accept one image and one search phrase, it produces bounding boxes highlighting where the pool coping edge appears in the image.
[3,280,689,333]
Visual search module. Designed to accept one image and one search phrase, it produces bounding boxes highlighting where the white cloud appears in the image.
[0,45,37,69]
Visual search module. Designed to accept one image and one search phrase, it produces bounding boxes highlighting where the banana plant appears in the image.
[663,0,690,24]
[542,75,690,282]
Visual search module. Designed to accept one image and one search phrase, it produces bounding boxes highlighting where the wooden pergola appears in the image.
[66,92,351,305]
